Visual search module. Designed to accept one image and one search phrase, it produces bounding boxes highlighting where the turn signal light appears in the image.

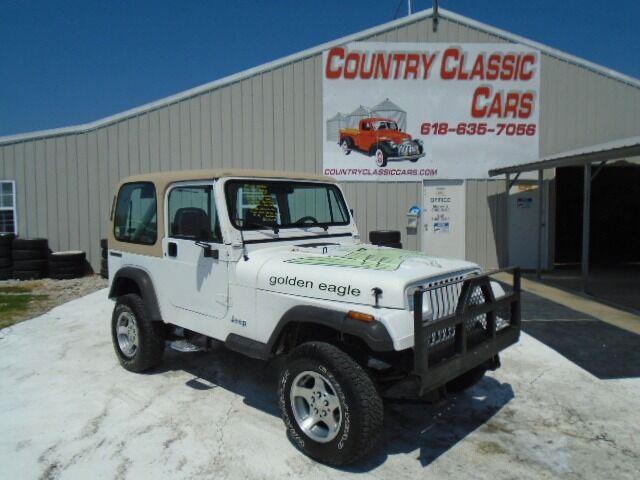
[347,311,375,323]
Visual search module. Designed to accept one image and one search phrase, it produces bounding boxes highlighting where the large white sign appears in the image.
[323,42,541,181]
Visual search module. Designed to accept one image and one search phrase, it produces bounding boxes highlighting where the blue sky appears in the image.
[1,0,638,136]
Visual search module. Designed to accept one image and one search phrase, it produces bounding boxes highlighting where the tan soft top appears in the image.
[108,168,337,257]
[119,168,336,193]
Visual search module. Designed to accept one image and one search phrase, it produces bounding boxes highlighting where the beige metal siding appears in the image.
[1,15,640,271]
[465,180,508,269]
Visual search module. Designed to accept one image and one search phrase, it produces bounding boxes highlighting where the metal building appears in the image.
[1,8,639,273]
[371,99,407,132]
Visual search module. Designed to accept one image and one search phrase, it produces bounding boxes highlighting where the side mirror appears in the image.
[195,241,219,259]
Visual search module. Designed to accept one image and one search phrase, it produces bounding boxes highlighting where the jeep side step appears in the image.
[169,339,204,353]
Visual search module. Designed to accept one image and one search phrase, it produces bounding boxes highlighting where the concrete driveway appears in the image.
[1,289,639,479]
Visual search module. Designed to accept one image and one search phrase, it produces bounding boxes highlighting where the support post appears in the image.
[505,173,510,266]
[537,169,543,279]
[582,163,591,293]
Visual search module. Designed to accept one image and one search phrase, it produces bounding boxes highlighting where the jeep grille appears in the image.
[417,272,508,348]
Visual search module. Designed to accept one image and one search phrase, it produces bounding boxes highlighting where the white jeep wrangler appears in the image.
[107,169,521,466]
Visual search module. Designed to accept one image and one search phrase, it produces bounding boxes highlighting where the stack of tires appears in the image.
[100,239,108,279]
[0,234,14,280]
[49,251,86,279]
[12,238,49,280]
[369,230,402,249]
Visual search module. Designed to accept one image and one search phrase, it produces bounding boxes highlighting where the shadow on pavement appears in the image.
[523,319,640,380]
[516,289,640,380]
[347,376,514,471]
[155,345,514,470]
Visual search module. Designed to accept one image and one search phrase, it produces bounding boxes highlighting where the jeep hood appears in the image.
[235,243,480,309]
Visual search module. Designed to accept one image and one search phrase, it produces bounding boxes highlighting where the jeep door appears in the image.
[162,182,228,338]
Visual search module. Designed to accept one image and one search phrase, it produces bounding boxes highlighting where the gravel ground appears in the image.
[0,289,639,479]
[0,275,107,327]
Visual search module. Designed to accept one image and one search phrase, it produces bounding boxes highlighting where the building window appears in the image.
[0,180,17,235]
[113,182,157,245]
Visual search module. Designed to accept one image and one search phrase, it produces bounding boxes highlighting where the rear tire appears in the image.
[278,342,383,466]
[111,294,165,373]
[340,138,352,155]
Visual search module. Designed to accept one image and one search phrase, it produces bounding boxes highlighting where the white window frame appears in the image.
[0,180,17,235]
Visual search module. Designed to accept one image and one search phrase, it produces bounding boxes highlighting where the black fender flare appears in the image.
[108,266,163,322]
[267,305,394,353]
[370,142,393,156]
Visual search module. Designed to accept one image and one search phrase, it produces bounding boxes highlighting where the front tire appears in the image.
[111,294,165,372]
[278,342,383,466]
[374,147,388,167]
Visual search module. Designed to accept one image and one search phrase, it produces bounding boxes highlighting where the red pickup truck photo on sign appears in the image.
[323,42,541,181]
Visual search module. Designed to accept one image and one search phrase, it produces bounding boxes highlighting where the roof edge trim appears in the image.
[1,7,639,146]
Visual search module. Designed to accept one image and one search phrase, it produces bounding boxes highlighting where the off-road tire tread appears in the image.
[12,259,48,271]
[12,270,46,280]
[282,342,383,466]
[49,262,84,271]
[12,238,48,251]
[49,252,85,264]
[49,266,85,275]
[11,249,48,260]
[369,230,401,244]
[112,294,165,373]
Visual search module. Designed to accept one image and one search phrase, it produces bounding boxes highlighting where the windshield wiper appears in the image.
[235,217,279,234]
[293,218,329,231]
[304,221,329,232]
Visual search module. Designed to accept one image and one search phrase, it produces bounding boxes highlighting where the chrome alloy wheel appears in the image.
[290,370,343,443]
[375,149,385,166]
[116,311,139,358]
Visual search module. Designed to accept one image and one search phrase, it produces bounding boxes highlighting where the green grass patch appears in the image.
[0,292,48,329]
[0,285,33,294]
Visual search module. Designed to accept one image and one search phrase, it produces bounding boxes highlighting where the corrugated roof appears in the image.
[489,136,640,176]
[1,7,639,146]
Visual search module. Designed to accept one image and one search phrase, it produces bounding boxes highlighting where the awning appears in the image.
[489,136,640,177]
[488,135,640,294]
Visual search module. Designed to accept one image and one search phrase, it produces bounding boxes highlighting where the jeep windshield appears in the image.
[225,180,350,231]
